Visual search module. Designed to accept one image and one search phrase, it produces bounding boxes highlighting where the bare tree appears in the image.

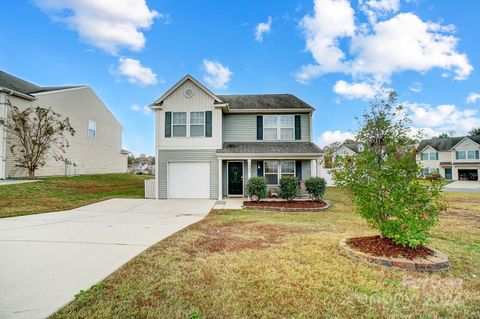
[0,99,75,178]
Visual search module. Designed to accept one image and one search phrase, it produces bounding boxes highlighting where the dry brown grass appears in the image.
[52,188,480,319]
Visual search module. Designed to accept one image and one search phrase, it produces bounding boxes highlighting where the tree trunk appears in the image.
[28,169,35,179]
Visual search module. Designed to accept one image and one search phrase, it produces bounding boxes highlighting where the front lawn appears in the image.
[53,188,480,318]
[0,174,152,218]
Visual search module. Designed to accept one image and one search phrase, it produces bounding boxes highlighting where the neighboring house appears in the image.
[417,136,480,181]
[318,143,363,186]
[0,70,128,178]
[150,74,323,199]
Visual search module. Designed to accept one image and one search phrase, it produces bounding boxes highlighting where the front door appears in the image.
[228,162,243,195]
[445,168,452,180]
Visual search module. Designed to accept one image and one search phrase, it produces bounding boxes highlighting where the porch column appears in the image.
[311,159,317,177]
[247,159,252,181]
[218,159,222,200]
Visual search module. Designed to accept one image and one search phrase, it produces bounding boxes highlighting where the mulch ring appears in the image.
[346,235,433,260]
[243,200,330,212]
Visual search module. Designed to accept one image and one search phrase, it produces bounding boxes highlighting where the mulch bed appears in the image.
[243,200,328,209]
[346,235,434,260]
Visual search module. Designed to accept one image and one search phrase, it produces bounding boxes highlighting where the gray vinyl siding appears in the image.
[223,113,311,142]
[158,149,218,199]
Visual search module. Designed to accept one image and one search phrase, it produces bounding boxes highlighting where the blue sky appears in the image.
[1,0,479,156]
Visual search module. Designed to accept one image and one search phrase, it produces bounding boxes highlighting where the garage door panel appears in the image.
[168,162,210,198]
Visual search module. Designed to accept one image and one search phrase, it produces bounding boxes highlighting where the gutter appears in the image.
[0,87,36,101]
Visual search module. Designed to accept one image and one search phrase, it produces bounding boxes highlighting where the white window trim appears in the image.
[456,150,466,160]
[172,112,187,138]
[263,115,295,141]
[189,111,205,138]
[264,160,296,186]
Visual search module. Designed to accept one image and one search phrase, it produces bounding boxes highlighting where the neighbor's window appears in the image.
[429,152,438,160]
[190,112,205,137]
[430,168,440,174]
[263,115,295,141]
[423,168,430,176]
[455,151,466,160]
[281,161,295,178]
[88,120,96,138]
[467,150,479,159]
[421,153,429,161]
[264,160,279,185]
[172,112,187,137]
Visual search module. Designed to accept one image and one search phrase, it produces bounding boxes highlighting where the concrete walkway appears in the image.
[443,181,480,193]
[0,198,215,319]
[0,180,42,186]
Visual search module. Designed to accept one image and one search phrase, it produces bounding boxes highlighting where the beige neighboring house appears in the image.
[417,136,480,181]
[0,70,128,179]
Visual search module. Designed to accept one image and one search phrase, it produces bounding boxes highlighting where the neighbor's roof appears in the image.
[418,136,480,151]
[342,143,361,153]
[0,70,82,97]
[217,142,322,154]
[217,94,314,111]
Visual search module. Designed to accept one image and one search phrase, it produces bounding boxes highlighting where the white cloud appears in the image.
[317,130,355,147]
[116,57,157,86]
[202,59,232,89]
[409,81,422,93]
[466,92,480,104]
[333,80,378,100]
[407,102,480,134]
[297,1,473,96]
[130,104,152,115]
[35,0,159,54]
[255,16,272,42]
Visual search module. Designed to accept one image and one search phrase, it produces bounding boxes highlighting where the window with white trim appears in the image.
[421,152,438,160]
[455,151,466,160]
[172,112,187,137]
[88,120,96,138]
[467,150,480,159]
[263,115,294,141]
[264,160,296,185]
[190,112,205,137]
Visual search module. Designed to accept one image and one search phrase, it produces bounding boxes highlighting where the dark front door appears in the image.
[228,162,243,195]
[445,168,452,180]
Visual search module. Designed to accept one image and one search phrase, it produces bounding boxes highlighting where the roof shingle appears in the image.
[418,136,480,151]
[217,94,314,111]
[0,70,81,96]
[217,142,322,154]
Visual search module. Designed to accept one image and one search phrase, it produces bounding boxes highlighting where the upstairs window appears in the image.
[421,153,429,161]
[429,152,438,160]
[190,112,205,137]
[88,120,96,138]
[467,150,480,159]
[172,112,187,137]
[421,152,438,160]
[263,115,294,141]
[456,151,466,160]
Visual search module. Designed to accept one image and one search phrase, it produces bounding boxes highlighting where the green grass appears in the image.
[0,173,152,218]
[53,188,480,319]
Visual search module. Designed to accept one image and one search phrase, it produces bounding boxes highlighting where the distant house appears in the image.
[417,136,480,181]
[0,70,127,179]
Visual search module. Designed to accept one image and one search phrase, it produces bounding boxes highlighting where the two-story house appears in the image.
[417,136,480,181]
[150,75,323,199]
[0,70,128,178]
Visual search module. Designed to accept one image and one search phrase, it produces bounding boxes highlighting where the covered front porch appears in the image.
[216,142,323,200]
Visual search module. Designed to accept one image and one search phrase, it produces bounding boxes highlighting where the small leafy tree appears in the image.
[246,176,267,201]
[333,92,444,248]
[468,127,480,136]
[279,176,298,202]
[0,100,75,178]
[305,177,327,201]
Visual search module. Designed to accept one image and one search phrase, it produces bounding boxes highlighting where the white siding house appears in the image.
[0,70,127,178]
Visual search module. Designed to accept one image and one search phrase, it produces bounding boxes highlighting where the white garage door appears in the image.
[168,162,210,198]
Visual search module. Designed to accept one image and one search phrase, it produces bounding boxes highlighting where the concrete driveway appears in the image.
[443,181,480,193]
[0,199,215,319]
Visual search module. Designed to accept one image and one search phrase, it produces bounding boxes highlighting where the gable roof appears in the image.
[417,136,480,151]
[216,94,314,111]
[342,143,361,153]
[151,74,223,107]
[0,70,82,98]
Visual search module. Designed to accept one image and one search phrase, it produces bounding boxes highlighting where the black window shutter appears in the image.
[205,111,212,137]
[257,160,264,176]
[165,112,172,138]
[295,115,301,140]
[257,116,263,140]
[295,160,302,180]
